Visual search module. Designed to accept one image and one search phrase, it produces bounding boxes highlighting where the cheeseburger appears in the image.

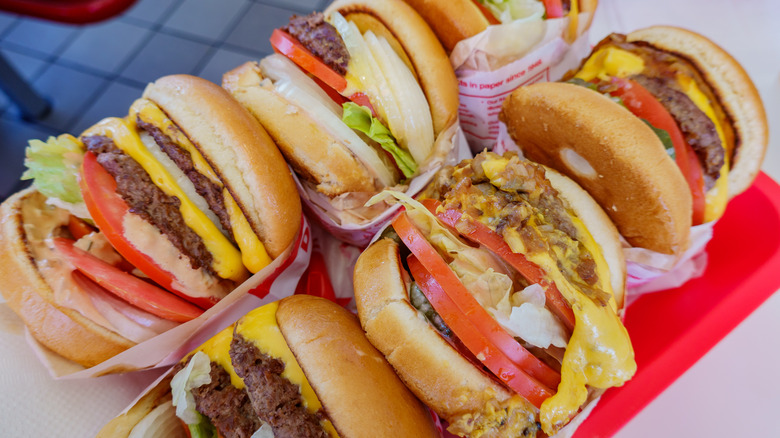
[354,151,636,437]
[222,0,459,220]
[0,75,301,367]
[98,295,440,438]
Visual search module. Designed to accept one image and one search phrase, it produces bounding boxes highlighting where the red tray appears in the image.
[0,0,137,24]
[574,171,780,437]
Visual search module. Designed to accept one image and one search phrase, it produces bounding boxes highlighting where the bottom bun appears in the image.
[0,188,134,367]
[277,294,440,437]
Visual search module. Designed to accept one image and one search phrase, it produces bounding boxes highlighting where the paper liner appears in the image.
[29,215,312,379]
[450,13,594,153]
[298,123,472,248]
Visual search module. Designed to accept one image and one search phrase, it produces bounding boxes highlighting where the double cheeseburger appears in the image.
[400,0,598,52]
[0,75,301,367]
[501,26,767,254]
[98,295,440,438]
[355,151,636,436]
[222,0,459,210]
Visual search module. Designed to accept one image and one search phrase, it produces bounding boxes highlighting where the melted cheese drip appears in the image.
[675,75,730,222]
[197,324,245,389]
[573,47,645,82]
[82,117,247,282]
[482,157,636,435]
[130,99,271,274]
[236,303,339,437]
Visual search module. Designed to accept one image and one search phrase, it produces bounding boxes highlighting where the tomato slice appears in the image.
[470,0,501,25]
[392,212,561,390]
[608,77,706,224]
[68,215,96,239]
[80,152,217,309]
[422,199,576,331]
[270,29,347,93]
[543,0,565,18]
[408,255,554,407]
[53,237,203,322]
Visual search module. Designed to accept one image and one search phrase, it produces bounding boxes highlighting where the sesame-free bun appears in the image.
[500,81,692,256]
[276,294,439,438]
[143,74,301,259]
[0,189,135,367]
[400,0,599,52]
[626,26,768,198]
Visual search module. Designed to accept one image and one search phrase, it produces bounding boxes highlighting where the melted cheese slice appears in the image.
[236,303,339,437]
[197,324,245,389]
[82,117,247,282]
[482,157,636,435]
[574,46,645,82]
[130,99,271,274]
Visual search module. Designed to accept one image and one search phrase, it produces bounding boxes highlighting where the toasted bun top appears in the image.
[500,81,692,256]
[143,74,301,259]
[325,0,459,137]
[626,26,768,198]
[276,294,438,438]
[0,188,135,367]
[401,0,599,52]
[545,167,626,308]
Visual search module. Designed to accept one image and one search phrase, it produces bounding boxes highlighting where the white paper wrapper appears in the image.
[299,123,472,248]
[450,14,594,153]
[27,215,313,379]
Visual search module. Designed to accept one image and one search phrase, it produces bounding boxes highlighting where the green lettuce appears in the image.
[641,119,676,160]
[341,102,417,179]
[171,351,218,438]
[21,134,85,204]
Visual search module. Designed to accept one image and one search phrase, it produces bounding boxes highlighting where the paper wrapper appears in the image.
[26,215,313,379]
[298,122,472,248]
[450,14,593,153]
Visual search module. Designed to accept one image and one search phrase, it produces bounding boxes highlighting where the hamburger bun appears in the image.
[353,159,629,436]
[500,81,693,255]
[625,26,768,198]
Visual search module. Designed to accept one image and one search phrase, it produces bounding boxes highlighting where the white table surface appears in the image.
[1,1,778,437]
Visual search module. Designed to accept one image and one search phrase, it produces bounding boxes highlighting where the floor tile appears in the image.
[225,2,293,56]
[257,0,322,14]
[59,20,151,75]
[123,0,182,25]
[70,81,145,135]
[196,46,257,85]
[0,117,54,201]
[163,0,250,42]
[0,11,18,36]
[121,32,213,85]
[22,64,107,133]
[1,18,79,57]
[0,49,49,116]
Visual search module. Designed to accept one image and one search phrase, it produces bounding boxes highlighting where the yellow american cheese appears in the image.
[223,188,271,273]
[236,303,339,437]
[197,325,245,389]
[82,117,247,282]
[574,46,645,82]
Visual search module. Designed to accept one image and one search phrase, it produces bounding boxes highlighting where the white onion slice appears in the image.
[128,400,187,438]
[260,55,396,187]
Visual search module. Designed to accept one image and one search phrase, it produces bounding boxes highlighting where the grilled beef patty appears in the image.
[230,333,329,438]
[82,134,215,275]
[283,12,350,75]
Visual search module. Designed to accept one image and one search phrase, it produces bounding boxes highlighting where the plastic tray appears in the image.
[573,171,780,437]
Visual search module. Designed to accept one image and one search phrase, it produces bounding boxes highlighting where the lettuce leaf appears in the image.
[171,351,217,438]
[22,134,85,204]
[342,102,417,178]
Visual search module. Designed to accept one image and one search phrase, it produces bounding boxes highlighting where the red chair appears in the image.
[0,0,137,119]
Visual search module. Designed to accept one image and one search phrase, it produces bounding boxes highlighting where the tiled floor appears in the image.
[0,0,330,201]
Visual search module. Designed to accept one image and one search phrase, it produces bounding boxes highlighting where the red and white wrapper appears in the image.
[27,215,313,379]
[298,123,472,248]
[450,14,594,153]
[494,124,713,300]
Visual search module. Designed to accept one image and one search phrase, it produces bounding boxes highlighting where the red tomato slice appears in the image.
[68,215,96,239]
[608,77,706,224]
[543,0,565,18]
[392,212,561,390]
[270,29,347,93]
[422,199,576,332]
[80,152,217,309]
[53,237,203,322]
[408,255,554,407]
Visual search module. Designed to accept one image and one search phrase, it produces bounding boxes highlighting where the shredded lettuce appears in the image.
[478,0,545,23]
[22,134,85,204]
[342,102,417,178]
[171,351,216,438]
